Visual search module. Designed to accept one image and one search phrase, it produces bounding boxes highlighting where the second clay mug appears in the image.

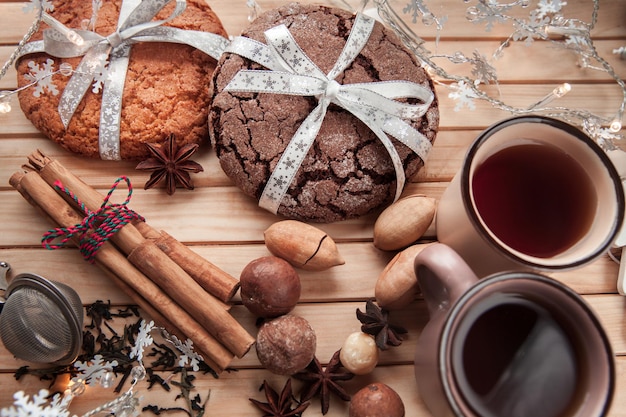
[413,243,614,417]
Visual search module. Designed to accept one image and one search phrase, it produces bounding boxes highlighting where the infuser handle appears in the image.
[414,243,478,317]
[0,261,10,312]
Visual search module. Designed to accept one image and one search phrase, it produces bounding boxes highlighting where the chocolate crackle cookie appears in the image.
[209,3,439,223]
[16,0,228,160]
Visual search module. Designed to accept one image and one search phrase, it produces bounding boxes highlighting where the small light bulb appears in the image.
[100,370,115,389]
[0,91,11,114]
[609,119,622,133]
[130,365,146,383]
[42,13,84,46]
[613,46,626,60]
[527,83,572,110]
[66,379,86,397]
[554,83,571,98]
[59,62,73,77]
[0,101,11,114]
[465,6,481,22]
[421,12,435,26]
[66,30,84,46]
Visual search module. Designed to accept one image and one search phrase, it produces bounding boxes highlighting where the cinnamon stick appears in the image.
[9,170,235,372]
[133,221,240,302]
[126,239,253,357]
[30,150,239,304]
[25,151,255,358]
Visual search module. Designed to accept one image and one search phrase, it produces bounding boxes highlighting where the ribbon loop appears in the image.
[224,13,435,215]
[17,0,228,160]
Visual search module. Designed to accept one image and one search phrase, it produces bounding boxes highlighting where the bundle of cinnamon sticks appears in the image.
[9,150,255,373]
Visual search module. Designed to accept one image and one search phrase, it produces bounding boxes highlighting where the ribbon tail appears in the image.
[259,102,329,214]
[135,27,229,61]
[349,106,407,203]
[326,13,375,80]
[15,40,45,61]
[225,36,285,71]
[58,44,109,129]
[98,51,129,160]
[120,0,184,31]
[381,115,433,163]
[335,88,433,162]
[118,0,141,26]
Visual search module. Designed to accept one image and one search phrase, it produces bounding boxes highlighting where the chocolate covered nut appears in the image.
[256,314,316,375]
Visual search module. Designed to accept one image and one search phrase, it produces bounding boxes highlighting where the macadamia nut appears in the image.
[340,332,379,375]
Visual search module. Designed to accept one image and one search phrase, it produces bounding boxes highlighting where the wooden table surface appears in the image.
[1,0,625,415]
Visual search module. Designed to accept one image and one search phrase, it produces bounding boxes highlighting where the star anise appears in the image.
[293,350,354,415]
[136,134,204,195]
[249,379,309,417]
[356,298,408,350]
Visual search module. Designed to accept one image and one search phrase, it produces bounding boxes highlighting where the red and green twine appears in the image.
[42,176,144,263]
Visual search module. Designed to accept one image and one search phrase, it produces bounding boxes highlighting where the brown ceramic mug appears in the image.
[436,116,624,277]
[413,243,614,417]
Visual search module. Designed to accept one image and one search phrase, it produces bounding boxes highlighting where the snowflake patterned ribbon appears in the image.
[17,0,229,160]
[224,13,435,215]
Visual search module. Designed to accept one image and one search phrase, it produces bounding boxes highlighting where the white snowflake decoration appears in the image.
[23,0,54,14]
[466,1,509,32]
[24,59,59,97]
[162,329,204,371]
[91,60,110,94]
[130,320,155,362]
[448,80,479,111]
[176,338,203,371]
[0,390,72,417]
[73,354,119,387]
[470,50,498,85]
[535,0,566,19]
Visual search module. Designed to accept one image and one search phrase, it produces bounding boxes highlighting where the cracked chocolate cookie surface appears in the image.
[209,3,439,222]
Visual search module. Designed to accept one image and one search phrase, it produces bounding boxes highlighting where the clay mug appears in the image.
[436,115,624,277]
[413,243,614,417]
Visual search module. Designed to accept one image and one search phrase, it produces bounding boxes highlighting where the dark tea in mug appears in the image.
[471,142,597,258]
[451,292,581,417]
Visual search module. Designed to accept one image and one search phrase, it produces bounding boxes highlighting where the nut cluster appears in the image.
[238,193,437,412]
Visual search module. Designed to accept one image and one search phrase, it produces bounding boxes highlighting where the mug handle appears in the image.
[414,243,478,316]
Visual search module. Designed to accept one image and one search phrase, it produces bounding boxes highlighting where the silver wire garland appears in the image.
[369,0,625,149]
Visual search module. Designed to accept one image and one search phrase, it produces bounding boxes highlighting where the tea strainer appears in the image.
[0,261,83,365]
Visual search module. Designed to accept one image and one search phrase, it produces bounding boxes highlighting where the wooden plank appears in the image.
[0,130,466,191]
[0,242,618,306]
[4,359,626,416]
[1,0,624,414]
[0,0,623,42]
[3,358,626,416]
[0,292,624,370]
[1,83,623,138]
[3,39,624,91]
[1,296,626,415]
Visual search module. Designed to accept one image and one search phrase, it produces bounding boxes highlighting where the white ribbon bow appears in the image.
[19,0,229,160]
[224,13,435,214]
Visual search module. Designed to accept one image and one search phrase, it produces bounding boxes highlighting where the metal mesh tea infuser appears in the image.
[0,261,83,364]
